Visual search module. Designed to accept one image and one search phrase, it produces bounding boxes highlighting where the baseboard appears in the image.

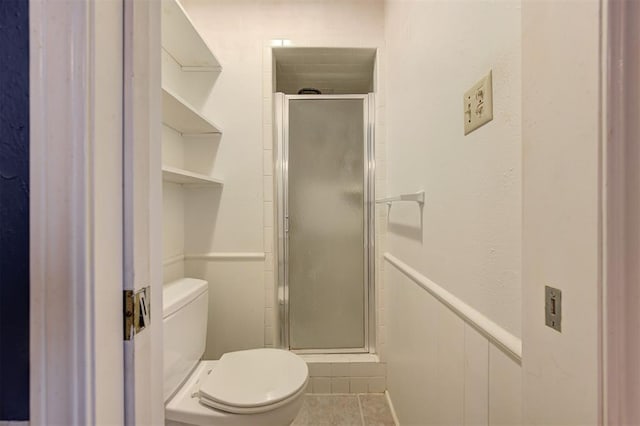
[0,421,29,426]
[385,390,400,426]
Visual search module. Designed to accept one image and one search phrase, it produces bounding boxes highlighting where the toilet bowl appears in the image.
[163,278,308,426]
[165,354,308,426]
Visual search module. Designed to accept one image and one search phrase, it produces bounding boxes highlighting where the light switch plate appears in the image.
[463,70,493,135]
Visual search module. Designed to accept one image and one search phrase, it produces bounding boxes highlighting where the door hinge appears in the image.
[124,286,150,341]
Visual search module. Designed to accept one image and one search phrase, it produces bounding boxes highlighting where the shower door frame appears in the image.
[275,93,376,354]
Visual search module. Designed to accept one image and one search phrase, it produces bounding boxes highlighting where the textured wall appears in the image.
[385,0,521,337]
[0,0,30,421]
[522,0,601,423]
[384,0,522,338]
[384,0,522,423]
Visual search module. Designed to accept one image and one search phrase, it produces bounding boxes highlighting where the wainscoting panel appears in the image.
[385,255,522,425]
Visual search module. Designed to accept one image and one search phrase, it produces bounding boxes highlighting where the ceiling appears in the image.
[273,47,376,95]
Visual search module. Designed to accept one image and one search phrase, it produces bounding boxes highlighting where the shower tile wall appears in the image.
[263,45,276,347]
[374,50,388,360]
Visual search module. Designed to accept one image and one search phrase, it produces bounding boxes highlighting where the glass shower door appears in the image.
[286,97,367,351]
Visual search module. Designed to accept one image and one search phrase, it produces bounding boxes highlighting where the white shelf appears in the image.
[162,166,223,186]
[161,0,221,72]
[162,87,221,135]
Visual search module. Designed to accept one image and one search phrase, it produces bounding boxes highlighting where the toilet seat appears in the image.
[199,380,308,415]
[198,348,309,414]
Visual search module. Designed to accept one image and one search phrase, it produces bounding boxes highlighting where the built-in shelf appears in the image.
[162,166,223,186]
[161,0,222,72]
[162,87,222,135]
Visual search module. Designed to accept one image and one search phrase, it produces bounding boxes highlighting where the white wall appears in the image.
[384,0,522,423]
[521,1,602,424]
[161,121,186,285]
[176,0,385,358]
[162,182,184,283]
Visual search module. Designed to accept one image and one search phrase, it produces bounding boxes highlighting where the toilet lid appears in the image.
[198,348,308,413]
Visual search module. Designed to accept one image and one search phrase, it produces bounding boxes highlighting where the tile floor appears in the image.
[292,394,395,426]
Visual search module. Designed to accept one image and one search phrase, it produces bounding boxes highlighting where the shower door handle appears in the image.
[285,215,290,233]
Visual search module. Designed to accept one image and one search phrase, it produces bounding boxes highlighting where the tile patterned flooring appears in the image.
[292,394,395,426]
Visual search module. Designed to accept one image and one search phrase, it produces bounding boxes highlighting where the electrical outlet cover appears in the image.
[463,70,493,135]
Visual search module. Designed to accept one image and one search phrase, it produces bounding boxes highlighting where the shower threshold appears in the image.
[296,353,387,394]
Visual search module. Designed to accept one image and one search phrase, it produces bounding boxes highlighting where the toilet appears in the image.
[163,278,309,426]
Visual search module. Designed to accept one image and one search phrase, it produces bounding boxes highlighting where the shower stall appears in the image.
[275,93,375,353]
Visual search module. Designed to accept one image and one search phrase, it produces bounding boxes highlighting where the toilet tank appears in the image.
[163,278,209,402]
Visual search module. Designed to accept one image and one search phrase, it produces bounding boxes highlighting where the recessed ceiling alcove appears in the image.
[273,47,376,94]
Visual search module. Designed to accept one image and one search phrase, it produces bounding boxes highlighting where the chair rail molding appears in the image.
[384,252,522,361]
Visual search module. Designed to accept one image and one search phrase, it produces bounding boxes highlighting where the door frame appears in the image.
[602,0,640,423]
[29,0,122,423]
[29,0,163,424]
[122,0,163,424]
[274,93,376,354]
